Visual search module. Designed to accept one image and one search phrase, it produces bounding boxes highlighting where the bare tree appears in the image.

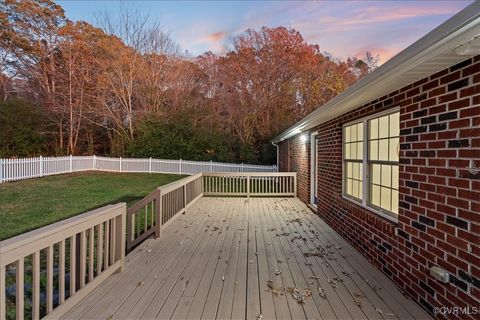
[94,2,151,141]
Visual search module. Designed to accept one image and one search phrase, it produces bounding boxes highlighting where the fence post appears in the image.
[149,157,152,173]
[241,163,244,172]
[179,159,182,174]
[0,158,3,183]
[69,155,73,173]
[247,175,250,198]
[39,156,44,177]
[210,160,213,172]
[93,155,96,171]
[119,157,122,172]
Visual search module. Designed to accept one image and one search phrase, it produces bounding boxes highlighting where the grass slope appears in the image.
[0,172,184,240]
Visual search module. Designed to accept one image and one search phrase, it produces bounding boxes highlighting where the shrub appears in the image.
[127,116,235,162]
[0,100,50,158]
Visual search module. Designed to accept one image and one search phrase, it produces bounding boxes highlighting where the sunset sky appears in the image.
[58,0,472,64]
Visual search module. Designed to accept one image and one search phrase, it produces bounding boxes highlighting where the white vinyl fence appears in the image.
[0,156,277,183]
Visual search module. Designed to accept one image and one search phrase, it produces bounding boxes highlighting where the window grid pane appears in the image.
[344,122,364,202]
[367,111,400,216]
[344,123,364,161]
[343,112,399,218]
[345,160,363,201]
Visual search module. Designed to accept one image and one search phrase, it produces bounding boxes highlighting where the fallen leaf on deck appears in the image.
[318,287,326,299]
[354,297,362,307]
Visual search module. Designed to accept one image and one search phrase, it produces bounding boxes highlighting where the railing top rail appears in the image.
[127,189,159,214]
[0,203,125,256]
[202,172,295,177]
[159,172,203,194]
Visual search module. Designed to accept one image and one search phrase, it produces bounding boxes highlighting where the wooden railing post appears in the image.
[115,212,126,272]
[247,175,250,198]
[155,189,162,238]
[293,173,297,197]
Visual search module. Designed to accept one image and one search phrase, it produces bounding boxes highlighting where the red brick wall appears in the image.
[279,135,311,203]
[278,56,480,318]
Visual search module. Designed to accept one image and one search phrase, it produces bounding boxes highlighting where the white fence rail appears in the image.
[0,156,277,183]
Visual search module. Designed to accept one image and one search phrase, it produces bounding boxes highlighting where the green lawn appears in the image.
[0,172,185,240]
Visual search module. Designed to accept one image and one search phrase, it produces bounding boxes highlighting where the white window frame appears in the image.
[341,107,400,223]
[310,131,318,206]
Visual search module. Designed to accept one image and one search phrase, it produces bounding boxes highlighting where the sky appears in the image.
[57,0,473,64]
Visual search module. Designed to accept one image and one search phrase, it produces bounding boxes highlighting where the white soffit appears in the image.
[273,1,480,143]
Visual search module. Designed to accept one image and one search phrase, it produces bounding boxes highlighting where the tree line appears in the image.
[0,0,378,164]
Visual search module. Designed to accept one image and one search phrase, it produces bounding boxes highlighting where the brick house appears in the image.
[273,3,480,318]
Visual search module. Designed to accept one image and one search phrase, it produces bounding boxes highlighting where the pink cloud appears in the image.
[354,47,400,64]
[325,5,461,28]
[206,31,228,42]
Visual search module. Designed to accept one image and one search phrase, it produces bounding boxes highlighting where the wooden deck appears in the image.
[61,197,430,320]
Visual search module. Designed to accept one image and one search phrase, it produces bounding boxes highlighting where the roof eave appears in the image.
[272,1,480,144]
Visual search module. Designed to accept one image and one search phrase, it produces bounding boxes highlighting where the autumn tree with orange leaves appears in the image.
[0,0,375,163]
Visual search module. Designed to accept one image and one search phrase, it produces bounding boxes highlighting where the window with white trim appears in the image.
[343,110,400,221]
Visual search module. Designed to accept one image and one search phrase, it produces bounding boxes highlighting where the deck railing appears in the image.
[202,172,297,197]
[126,172,296,250]
[126,173,203,251]
[1,172,295,319]
[0,203,126,320]
[0,156,276,183]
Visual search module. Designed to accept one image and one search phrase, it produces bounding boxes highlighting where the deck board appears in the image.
[62,197,431,320]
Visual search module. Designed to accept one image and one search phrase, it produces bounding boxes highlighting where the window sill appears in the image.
[341,195,398,224]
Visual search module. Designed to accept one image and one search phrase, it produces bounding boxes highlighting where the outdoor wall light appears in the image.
[300,134,308,143]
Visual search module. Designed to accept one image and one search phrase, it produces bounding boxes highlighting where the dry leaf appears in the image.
[318,287,326,299]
